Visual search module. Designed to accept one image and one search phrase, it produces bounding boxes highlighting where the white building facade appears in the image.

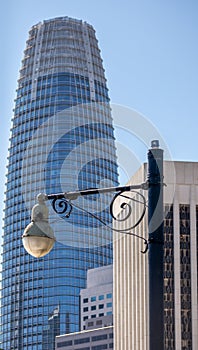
[114,161,198,350]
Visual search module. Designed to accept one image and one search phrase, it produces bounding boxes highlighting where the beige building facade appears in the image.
[113,161,198,350]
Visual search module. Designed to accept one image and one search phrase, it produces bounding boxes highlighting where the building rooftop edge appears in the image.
[142,160,198,165]
[31,16,94,31]
[56,325,114,339]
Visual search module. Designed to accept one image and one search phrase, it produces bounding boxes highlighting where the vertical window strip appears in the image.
[179,204,192,349]
[164,204,175,349]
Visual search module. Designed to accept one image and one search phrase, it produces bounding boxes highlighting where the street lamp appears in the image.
[22,140,164,349]
[22,183,148,258]
[22,193,55,258]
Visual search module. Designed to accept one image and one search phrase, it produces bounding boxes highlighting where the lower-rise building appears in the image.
[80,265,113,330]
[55,325,113,350]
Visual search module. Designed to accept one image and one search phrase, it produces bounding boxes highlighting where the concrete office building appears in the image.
[114,161,198,350]
[80,265,113,330]
[1,17,118,350]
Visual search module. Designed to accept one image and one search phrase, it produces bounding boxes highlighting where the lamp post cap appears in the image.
[151,140,160,148]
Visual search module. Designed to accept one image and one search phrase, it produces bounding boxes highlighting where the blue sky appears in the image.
[0,0,198,227]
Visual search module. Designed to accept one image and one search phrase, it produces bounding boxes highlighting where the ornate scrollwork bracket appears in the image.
[110,190,147,230]
[47,182,149,253]
[51,197,73,218]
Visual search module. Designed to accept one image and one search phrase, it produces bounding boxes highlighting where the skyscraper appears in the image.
[1,17,118,350]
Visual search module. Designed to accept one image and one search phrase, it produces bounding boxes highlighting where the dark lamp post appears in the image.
[148,140,164,349]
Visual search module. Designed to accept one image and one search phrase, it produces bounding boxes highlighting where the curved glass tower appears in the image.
[1,17,118,350]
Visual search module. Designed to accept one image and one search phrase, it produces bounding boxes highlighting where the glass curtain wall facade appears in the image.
[1,17,118,350]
